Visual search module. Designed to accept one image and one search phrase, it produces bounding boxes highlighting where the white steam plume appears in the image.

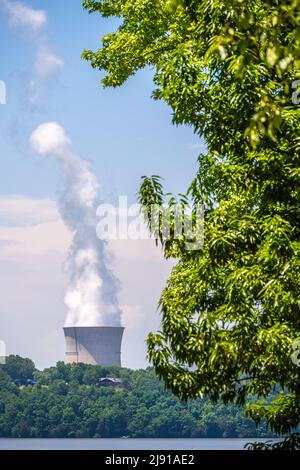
[0,0,64,102]
[30,122,122,327]
[0,0,46,31]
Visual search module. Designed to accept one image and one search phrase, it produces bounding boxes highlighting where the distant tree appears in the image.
[82,0,300,447]
[3,355,35,384]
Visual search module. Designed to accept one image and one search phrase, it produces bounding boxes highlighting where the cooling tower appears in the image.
[63,326,124,366]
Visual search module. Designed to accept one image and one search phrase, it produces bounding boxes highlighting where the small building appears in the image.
[14,378,36,387]
[99,377,123,388]
[26,379,37,386]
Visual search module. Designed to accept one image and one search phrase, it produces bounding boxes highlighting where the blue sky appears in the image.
[0,0,203,369]
[0,0,200,201]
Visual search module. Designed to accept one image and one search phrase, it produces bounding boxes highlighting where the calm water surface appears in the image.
[0,438,278,450]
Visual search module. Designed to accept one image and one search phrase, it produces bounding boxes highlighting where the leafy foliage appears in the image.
[82,0,300,447]
[246,432,300,451]
[0,356,273,439]
[3,355,35,385]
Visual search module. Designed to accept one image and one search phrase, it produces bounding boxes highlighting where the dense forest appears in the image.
[0,356,274,439]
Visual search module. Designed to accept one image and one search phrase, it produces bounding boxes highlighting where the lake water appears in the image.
[0,438,278,450]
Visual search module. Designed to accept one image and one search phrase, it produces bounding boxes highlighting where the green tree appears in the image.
[0,358,273,438]
[82,0,300,446]
[3,355,35,384]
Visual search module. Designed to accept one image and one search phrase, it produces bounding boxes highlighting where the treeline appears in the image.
[0,356,273,438]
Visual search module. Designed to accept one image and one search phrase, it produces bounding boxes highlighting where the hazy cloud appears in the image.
[0,0,46,31]
[0,196,59,227]
[0,196,71,257]
[32,47,64,82]
[0,0,64,102]
[0,239,18,247]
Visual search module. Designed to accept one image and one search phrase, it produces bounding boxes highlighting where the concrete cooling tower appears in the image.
[63,326,124,366]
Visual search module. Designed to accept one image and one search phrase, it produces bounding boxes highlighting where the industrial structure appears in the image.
[63,326,124,366]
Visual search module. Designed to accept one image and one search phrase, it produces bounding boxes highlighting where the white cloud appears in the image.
[121,304,145,329]
[30,122,71,157]
[0,0,64,102]
[29,49,64,102]
[0,220,71,257]
[33,47,64,82]
[0,196,59,227]
[0,196,71,256]
[0,239,16,247]
[0,0,46,31]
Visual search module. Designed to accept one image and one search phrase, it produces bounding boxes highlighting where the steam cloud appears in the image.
[30,122,122,327]
[0,0,64,102]
[0,0,46,30]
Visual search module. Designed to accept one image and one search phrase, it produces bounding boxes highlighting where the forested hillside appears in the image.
[0,356,273,438]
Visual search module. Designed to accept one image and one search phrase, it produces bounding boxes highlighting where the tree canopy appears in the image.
[3,355,35,384]
[0,356,272,439]
[82,0,300,446]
